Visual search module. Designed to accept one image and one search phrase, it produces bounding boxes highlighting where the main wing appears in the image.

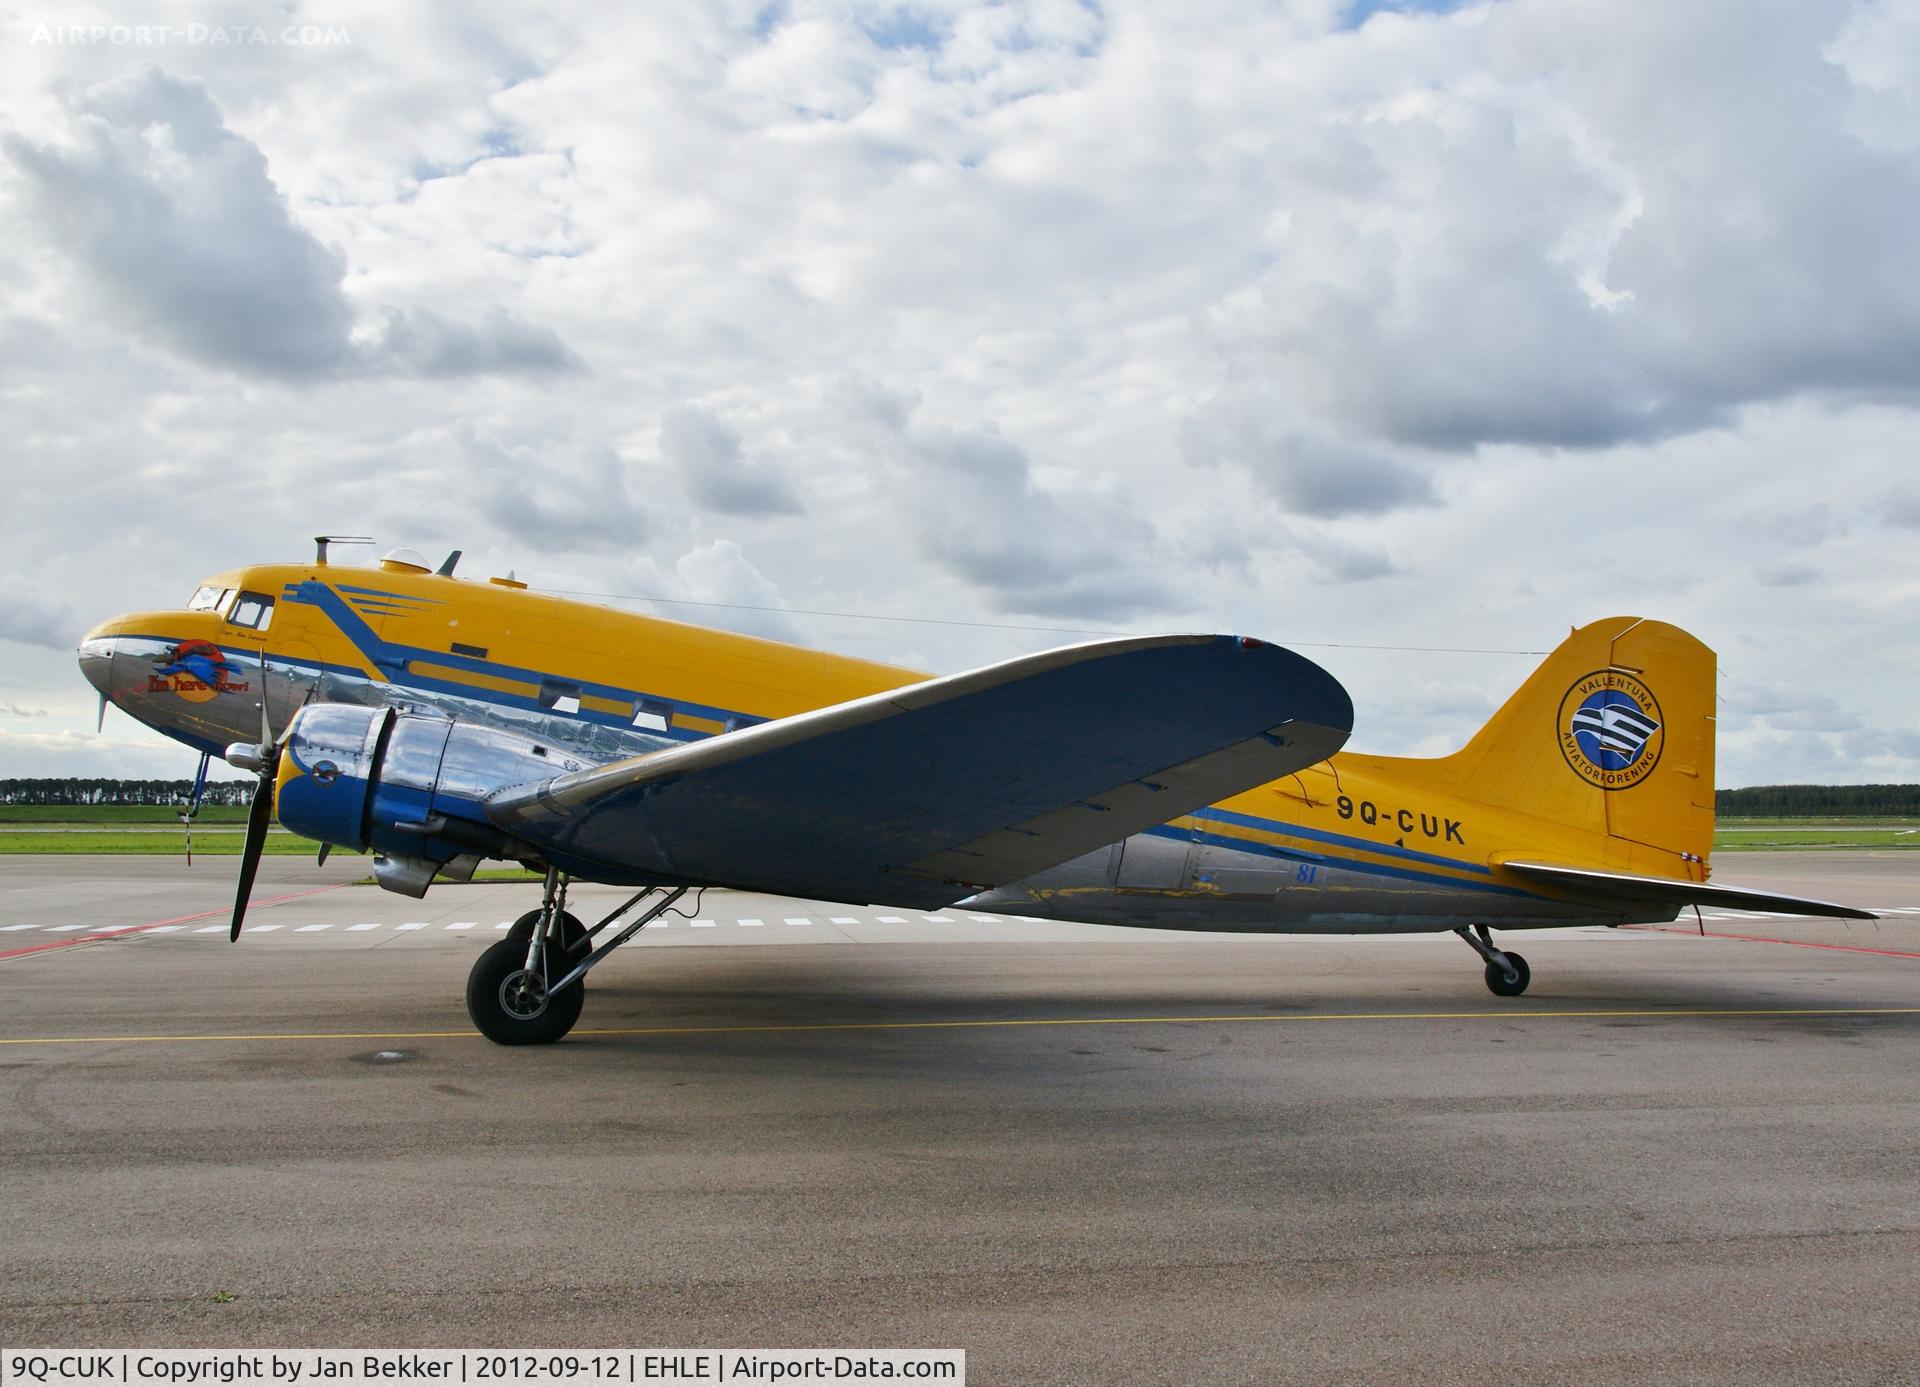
[486,634,1353,908]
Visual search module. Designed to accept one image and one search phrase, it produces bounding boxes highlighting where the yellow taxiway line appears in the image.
[1,1005,1917,1046]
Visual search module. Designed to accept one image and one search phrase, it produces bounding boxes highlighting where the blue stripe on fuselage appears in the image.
[1150,822,1535,898]
[280,580,761,739]
[1193,804,1492,874]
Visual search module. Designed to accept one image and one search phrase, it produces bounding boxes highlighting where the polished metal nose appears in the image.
[76,637,116,699]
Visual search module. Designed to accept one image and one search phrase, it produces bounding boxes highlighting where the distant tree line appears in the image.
[1715,785,1920,816]
[0,778,255,806]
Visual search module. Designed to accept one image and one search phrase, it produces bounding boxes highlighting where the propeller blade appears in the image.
[257,647,273,748]
[96,692,108,734]
[231,771,275,941]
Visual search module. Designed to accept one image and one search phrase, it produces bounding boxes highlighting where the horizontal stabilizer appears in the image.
[486,633,1354,908]
[1501,860,1877,920]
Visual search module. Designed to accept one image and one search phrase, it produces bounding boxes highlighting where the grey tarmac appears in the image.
[3,853,1918,1384]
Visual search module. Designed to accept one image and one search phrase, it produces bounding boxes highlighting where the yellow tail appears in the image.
[1353,617,1717,874]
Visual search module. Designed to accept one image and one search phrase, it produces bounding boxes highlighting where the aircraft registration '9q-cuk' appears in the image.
[77,538,1874,1045]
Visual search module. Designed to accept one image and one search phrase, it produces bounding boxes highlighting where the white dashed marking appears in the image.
[76,901,1920,948]
[1,923,40,932]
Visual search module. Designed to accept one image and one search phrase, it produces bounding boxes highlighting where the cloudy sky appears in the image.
[3,0,1918,787]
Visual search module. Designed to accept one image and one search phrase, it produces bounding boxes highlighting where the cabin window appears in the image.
[228,592,275,631]
[632,699,671,733]
[538,676,582,711]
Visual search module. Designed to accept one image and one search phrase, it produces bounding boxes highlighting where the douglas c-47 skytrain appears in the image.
[77,539,1874,1045]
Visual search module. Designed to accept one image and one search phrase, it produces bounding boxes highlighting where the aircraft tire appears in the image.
[467,938,586,1045]
[1483,951,1530,998]
[507,908,591,971]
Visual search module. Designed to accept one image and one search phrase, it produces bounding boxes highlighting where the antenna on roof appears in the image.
[313,535,374,566]
[436,549,463,577]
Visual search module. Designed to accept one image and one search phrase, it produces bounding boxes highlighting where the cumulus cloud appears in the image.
[1721,682,1864,734]
[1178,394,1439,517]
[0,577,82,650]
[660,405,802,517]
[365,306,582,377]
[463,430,648,549]
[3,68,578,380]
[1203,0,1920,452]
[0,727,222,779]
[890,417,1172,621]
[669,540,805,644]
[1755,562,1819,587]
[1881,491,1920,528]
[3,68,354,377]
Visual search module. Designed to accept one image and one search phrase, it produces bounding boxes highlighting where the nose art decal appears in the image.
[149,639,251,705]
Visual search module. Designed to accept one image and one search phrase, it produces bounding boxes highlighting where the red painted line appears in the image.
[0,884,347,962]
[1622,923,1920,960]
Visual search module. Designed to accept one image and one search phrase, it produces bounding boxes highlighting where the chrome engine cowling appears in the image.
[276,704,583,895]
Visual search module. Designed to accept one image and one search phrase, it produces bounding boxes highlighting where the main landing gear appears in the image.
[465,868,688,1045]
[1454,924,1530,997]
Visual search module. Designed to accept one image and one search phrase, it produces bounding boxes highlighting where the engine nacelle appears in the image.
[275,704,585,895]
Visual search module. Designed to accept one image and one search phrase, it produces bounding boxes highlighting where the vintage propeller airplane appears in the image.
[78,538,1872,1044]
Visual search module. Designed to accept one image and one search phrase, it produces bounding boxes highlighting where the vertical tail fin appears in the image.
[1392,617,1716,871]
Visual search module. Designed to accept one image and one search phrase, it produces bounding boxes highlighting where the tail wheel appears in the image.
[466,937,586,1045]
[1484,951,1531,997]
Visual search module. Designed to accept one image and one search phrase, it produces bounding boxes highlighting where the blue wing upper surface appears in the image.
[484,634,1354,908]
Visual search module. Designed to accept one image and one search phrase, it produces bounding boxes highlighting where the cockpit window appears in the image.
[187,585,230,613]
[227,592,275,631]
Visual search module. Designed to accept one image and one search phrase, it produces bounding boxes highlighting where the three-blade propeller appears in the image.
[224,648,286,942]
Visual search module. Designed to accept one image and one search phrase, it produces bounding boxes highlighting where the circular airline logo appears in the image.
[1558,670,1664,791]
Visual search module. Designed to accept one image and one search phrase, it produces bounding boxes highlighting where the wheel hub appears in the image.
[499,969,549,1020]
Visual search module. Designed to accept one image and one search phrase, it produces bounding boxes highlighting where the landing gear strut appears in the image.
[1454,924,1530,997]
[465,869,689,1045]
